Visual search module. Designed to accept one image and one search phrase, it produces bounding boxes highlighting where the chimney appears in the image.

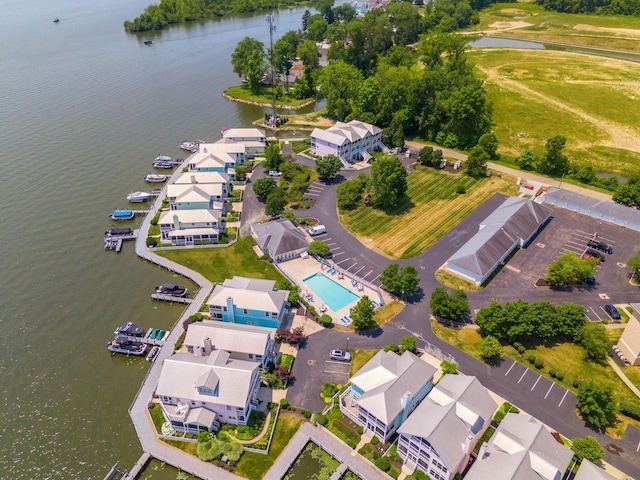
[226,297,235,323]
[478,442,489,460]
[173,214,180,230]
[191,175,196,184]
[400,391,412,424]
[203,337,212,355]
[464,434,474,455]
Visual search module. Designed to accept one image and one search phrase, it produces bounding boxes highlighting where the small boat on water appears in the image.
[152,161,174,169]
[107,336,147,356]
[110,209,135,221]
[145,173,168,183]
[105,226,133,237]
[114,321,145,337]
[156,282,188,298]
[180,141,198,153]
[144,39,153,45]
[53,17,60,23]
[146,345,160,362]
[155,154,172,162]
[127,191,154,202]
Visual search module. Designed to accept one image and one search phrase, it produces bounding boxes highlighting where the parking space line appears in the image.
[332,252,345,257]
[323,369,349,374]
[600,306,612,319]
[354,266,365,275]
[336,258,351,265]
[305,192,320,197]
[326,242,337,246]
[346,263,358,271]
[544,383,554,399]
[505,361,517,376]
[558,390,569,407]
[590,307,600,319]
[518,369,528,383]
[361,269,373,279]
[531,375,541,391]
[371,274,381,282]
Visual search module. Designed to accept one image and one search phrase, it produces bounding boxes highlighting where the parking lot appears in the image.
[482,206,640,315]
[502,360,572,409]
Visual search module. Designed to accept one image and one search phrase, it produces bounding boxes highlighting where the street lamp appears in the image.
[346,337,350,352]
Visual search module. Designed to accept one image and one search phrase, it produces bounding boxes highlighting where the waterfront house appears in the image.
[184,320,276,367]
[207,276,289,329]
[220,128,266,157]
[310,120,385,165]
[173,170,230,187]
[340,350,436,442]
[197,143,246,167]
[465,413,573,480]
[167,183,227,210]
[158,209,223,246]
[251,218,309,263]
[187,151,233,173]
[575,459,617,480]
[397,375,497,480]
[156,350,260,434]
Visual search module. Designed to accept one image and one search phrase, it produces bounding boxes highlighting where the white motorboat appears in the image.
[180,141,198,153]
[152,161,174,169]
[145,173,168,183]
[127,191,153,202]
[155,154,172,162]
[107,336,147,356]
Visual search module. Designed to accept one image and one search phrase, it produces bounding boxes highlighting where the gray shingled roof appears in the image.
[351,351,436,424]
[251,218,308,258]
[466,413,573,480]
[447,197,552,277]
[398,376,497,469]
[544,188,640,225]
[574,459,617,480]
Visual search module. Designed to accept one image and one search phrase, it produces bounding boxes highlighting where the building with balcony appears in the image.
[397,375,497,480]
[158,209,223,246]
[340,350,436,442]
[167,183,227,210]
[310,120,385,165]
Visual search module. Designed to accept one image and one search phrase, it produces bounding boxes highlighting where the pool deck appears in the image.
[277,257,392,325]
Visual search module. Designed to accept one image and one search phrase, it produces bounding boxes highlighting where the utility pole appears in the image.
[266,13,277,127]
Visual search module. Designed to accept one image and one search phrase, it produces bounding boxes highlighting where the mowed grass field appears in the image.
[468,3,640,52]
[469,48,640,175]
[339,167,519,259]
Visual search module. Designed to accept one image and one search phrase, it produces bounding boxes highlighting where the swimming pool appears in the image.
[303,273,360,312]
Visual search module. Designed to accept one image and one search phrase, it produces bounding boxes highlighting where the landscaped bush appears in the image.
[303,410,312,419]
[384,343,400,353]
[528,355,536,364]
[279,398,289,409]
[415,471,430,480]
[321,383,339,400]
[455,184,466,194]
[535,359,544,369]
[550,369,557,378]
[620,401,640,421]
[513,342,522,350]
[320,314,333,327]
[278,353,295,370]
[371,436,380,445]
[146,237,158,247]
[150,212,161,226]
[315,413,328,426]
[493,402,519,424]
[573,378,581,388]
[387,444,401,462]
[517,345,526,354]
[374,456,390,472]
[556,372,564,381]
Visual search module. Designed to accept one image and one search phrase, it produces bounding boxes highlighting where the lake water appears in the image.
[0,1,317,478]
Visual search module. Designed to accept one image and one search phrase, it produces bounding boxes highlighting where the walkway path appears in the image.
[608,358,640,399]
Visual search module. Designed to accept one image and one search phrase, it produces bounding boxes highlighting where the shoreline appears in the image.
[221,93,316,111]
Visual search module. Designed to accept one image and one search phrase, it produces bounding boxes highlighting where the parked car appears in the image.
[587,239,613,254]
[604,304,621,320]
[308,225,327,236]
[330,349,351,362]
[268,170,282,177]
[586,248,606,262]
[585,276,596,285]
[581,253,600,265]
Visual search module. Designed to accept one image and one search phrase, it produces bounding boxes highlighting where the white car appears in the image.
[268,171,282,177]
[330,349,351,362]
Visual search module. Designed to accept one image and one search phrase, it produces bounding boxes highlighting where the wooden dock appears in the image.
[103,453,151,480]
[151,293,193,304]
[104,230,139,252]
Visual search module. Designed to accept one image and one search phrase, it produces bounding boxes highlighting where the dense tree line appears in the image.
[124,0,308,32]
[535,0,640,16]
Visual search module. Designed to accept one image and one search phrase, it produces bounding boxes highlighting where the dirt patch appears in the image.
[499,8,528,15]
[488,20,533,31]
[573,24,640,38]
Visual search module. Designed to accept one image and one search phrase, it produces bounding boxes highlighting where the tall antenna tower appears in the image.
[266,13,277,127]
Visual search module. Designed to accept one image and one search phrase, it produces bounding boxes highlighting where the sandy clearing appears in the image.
[488,20,534,31]
[478,62,640,153]
[573,24,640,38]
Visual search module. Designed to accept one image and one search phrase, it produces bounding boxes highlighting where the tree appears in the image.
[441,359,458,375]
[308,240,331,257]
[400,335,417,353]
[264,144,284,171]
[370,154,408,207]
[336,173,368,210]
[613,174,640,208]
[430,287,469,321]
[265,187,286,217]
[516,149,536,171]
[235,166,247,181]
[380,264,420,298]
[316,155,342,182]
[350,296,376,330]
[277,326,305,344]
[231,37,266,94]
[478,132,499,160]
[317,60,363,121]
[546,251,598,286]
[464,145,489,177]
[571,436,605,464]
[580,323,610,363]
[297,40,319,70]
[480,336,503,365]
[628,250,640,282]
[418,146,443,167]
[273,31,300,88]
[536,135,570,177]
[252,177,276,201]
[577,381,618,430]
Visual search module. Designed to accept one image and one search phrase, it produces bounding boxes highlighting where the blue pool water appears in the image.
[303,273,361,312]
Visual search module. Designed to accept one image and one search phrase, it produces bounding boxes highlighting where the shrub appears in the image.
[321,383,338,398]
[620,401,640,421]
[456,184,466,194]
[550,369,557,378]
[556,372,564,381]
[279,398,289,409]
[357,425,364,435]
[375,456,390,472]
[371,436,380,445]
[415,472,430,480]
[513,342,522,349]
[528,355,536,364]
[315,413,328,426]
[535,359,544,369]
[303,410,312,419]
[146,237,158,247]
[320,314,333,327]
[517,345,526,354]
[384,343,399,353]
[150,212,160,226]
[197,431,211,443]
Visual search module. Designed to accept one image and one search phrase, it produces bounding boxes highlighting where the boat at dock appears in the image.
[155,154,171,162]
[105,226,133,237]
[180,141,198,153]
[144,173,168,183]
[146,345,160,362]
[152,160,175,169]
[127,191,154,202]
[115,322,145,337]
[110,209,135,220]
[107,336,147,356]
[155,282,188,298]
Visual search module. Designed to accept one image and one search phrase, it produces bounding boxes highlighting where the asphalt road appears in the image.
[243,157,640,478]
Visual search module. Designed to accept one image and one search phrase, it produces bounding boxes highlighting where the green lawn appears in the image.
[223,85,313,109]
[622,365,640,391]
[339,168,519,259]
[157,236,285,284]
[235,411,305,480]
[373,301,405,327]
[350,349,379,377]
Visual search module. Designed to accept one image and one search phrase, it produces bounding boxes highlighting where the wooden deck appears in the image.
[150,293,193,304]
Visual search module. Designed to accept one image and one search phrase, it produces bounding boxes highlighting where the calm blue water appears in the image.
[303,273,360,311]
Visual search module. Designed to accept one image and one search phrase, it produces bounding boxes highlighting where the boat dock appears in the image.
[103,453,151,480]
[150,293,193,304]
[104,230,139,252]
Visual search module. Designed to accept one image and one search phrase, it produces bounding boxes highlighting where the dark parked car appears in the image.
[585,276,596,285]
[587,239,613,254]
[604,304,621,320]
[586,248,606,262]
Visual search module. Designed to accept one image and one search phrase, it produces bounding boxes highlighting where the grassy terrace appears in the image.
[469,48,640,176]
[468,3,640,52]
[340,167,519,259]
[157,236,284,284]
[223,86,313,109]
